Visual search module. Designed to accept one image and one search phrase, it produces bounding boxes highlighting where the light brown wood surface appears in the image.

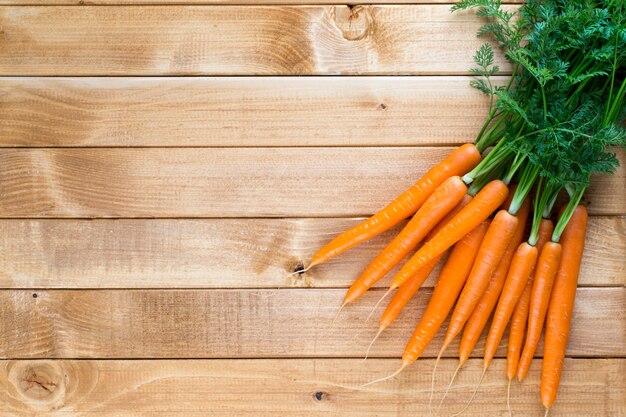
[1,288,622,359]
[1,1,623,415]
[0,0,522,4]
[0,6,513,76]
[1,217,623,288]
[0,359,622,416]
[1,147,623,217]
[0,76,494,147]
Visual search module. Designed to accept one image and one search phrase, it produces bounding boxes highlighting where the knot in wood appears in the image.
[8,361,67,411]
[332,6,373,41]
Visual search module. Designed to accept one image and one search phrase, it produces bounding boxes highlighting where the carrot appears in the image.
[542,205,587,410]
[483,242,538,368]
[436,198,528,411]
[390,179,508,290]
[343,176,468,305]
[445,238,536,417]
[401,221,490,366]
[362,195,473,358]
[376,195,473,330]
[458,198,530,365]
[307,144,481,269]
[507,219,554,380]
[440,206,518,350]
[516,241,563,381]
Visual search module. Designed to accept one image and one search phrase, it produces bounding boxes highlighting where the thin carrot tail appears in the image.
[283,264,314,282]
[429,340,450,414]
[450,366,487,417]
[365,287,394,324]
[360,364,407,387]
[437,360,463,411]
[363,327,384,361]
[544,408,550,417]
[507,377,513,417]
[330,300,348,329]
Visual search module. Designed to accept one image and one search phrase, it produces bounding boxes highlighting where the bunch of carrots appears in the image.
[297,0,625,414]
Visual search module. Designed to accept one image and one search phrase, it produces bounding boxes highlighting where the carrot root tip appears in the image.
[360,364,407,388]
[449,367,486,417]
[429,342,449,414]
[507,377,513,417]
[283,263,314,282]
[437,361,463,411]
[363,327,384,362]
[330,300,349,329]
[365,287,394,324]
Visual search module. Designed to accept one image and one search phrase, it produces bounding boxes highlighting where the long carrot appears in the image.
[440,206,518,351]
[516,241,563,381]
[542,205,587,410]
[360,222,491,389]
[308,144,481,269]
[507,219,554,380]
[401,221,490,366]
[458,198,530,365]
[390,179,508,290]
[343,176,468,305]
[483,242,538,368]
[377,195,473,330]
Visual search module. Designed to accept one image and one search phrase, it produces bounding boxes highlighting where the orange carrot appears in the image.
[507,219,554,380]
[458,198,530,365]
[390,179,508,290]
[401,221,490,366]
[542,206,587,410]
[517,241,563,381]
[377,195,473,329]
[343,176,468,304]
[308,144,481,268]
[441,207,519,350]
[483,242,538,368]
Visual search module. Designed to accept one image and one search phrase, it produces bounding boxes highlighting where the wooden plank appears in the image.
[0,148,623,218]
[0,6,513,76]
[0,76,494,147]
[0,0,523,4]
[0,288,622,358]
[0,359,622,416]
[1,217,623,289]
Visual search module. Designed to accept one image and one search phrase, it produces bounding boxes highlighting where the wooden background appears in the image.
[0,1,624,416]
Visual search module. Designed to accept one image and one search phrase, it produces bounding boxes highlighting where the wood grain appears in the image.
[0,0,523,4]
[0,6,512,76]
[1,217,623,289]
[1,288,622,359]
[0,76,494,147]
[0,359,622,416]
[1,147,623,218]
